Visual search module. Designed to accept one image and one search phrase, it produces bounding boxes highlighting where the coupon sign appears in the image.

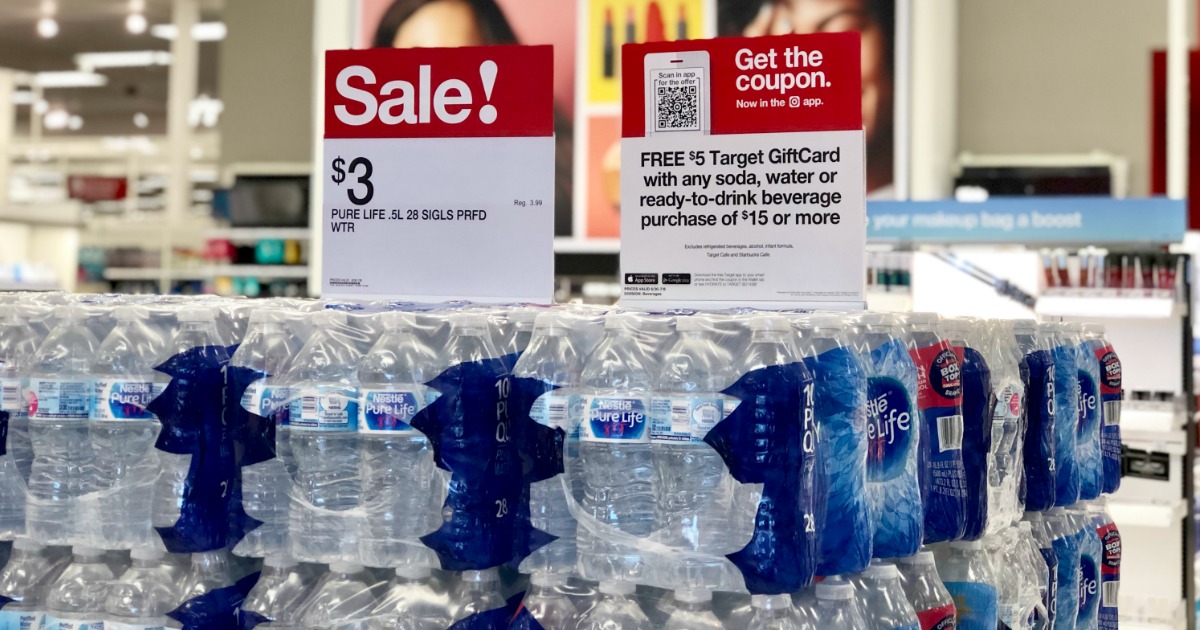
[620,33,866,309]
[322,45,555,302]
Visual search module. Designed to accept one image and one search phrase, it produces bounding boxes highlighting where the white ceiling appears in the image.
[0,0,224,136]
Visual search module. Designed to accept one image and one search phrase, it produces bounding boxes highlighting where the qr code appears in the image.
[655,85,699,131]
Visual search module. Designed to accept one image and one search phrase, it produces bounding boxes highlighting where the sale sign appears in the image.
[620,33,867,309]
[321,45,555,302]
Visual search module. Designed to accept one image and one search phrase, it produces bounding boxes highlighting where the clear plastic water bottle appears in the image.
[0,537,66,630]
[43,546,114,630]
[901,312,967,545]
[240,554,312,628]
[799,314,871,577]
[747,593,808,630]
[152,307,228,532]
[1069,503,1102,630]
[662,587,724,630]
[935,540,999,629]
[450,568,505,621]
[0,306,38,539]
[286,310,363,564]
[1081,325,1121,495]
[87,305,167,549]
[575,580,651,630]
[814,580,866,628]
[1014,521,1051,628]
[297,561,378,629]
[1086,498,1119,630]
[651,316,740,590]
[791,584,818,626]
[1013,321,1057,513]
[852,312,923,560]
[571,313,656,584]
[1045,323,1080,508]
[501,309,539,362]
[103,546,180,630]
[511,572,579,629]
[853,560,920,630]
[177,550,234,607]
[26,305,99,545]
[232,309,301,559]
[515,312,585,576]
[357,312,441,569]
[1045,507,1081,630]
[1067,324,1103,503]
[366,564,453,630]
[1024,511,1059,629]
[894,550,956,630]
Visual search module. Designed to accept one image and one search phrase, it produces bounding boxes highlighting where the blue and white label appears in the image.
[865,376,915,482]
[288,385,359,432]
[359,388,434,433]
[582,396,649,443]
[37,616,104,630]
[240,380,291,423]
[0,610,42,630]
[0,378,24,414]
[28,378,91,420]
[1076,370,1099,437]
[1078,551,1101,627]
[649,396,733,443]
[90,379,159,420]
[529,392,573,431]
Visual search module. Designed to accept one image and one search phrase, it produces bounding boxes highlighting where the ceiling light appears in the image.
[133,112,149,128]
[188,94,223,128]
[33,71,108,88]
[75,51,170,72]
[68,115,83,131]
[11,90,34,105]
[36,16,58,38]
[150,22,226,41]
[33,99,48,115]
[126,13,147,35]
[43,109,69,130]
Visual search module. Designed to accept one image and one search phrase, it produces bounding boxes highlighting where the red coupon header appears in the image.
[325,45,553,139]
[622,32,862,137]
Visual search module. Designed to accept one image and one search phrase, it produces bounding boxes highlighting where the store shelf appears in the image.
[1119,597,1189,630]
[1035,294,1181,319]
[1123,405,1185,433]
[204,227,311,241]
[103,267,171,281]
[1107,499,1188,528]
[104,265,308,281]
[208,265,308,278]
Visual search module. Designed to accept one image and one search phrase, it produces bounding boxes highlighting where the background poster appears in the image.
[355,0,901,241]
[357,0,577,236]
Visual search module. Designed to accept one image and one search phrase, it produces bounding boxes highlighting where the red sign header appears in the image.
[622,32,862,137]
[325,45,553,139]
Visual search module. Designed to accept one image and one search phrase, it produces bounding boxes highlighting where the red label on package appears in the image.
[1098,522,1121,574]
[910,343,964,409]
[621,32,862,137]
[324,45,553,139]
[916,603,957,630]
[1096,346,1122,395]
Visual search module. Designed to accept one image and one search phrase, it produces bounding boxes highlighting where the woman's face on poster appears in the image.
[392,0,486,48]
[743,0,889,142]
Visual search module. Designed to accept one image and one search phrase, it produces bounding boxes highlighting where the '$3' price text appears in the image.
[331,155,375,206]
